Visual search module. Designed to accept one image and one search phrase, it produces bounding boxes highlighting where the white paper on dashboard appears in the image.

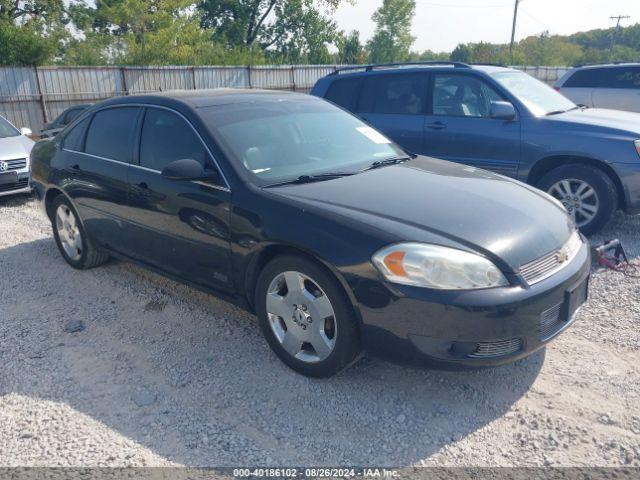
[356,126,392,144]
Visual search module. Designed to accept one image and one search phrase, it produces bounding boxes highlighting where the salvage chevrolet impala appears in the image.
[30,90,590,377]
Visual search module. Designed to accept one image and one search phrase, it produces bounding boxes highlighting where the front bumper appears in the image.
[355,240,591,368]
[0,170,31,198]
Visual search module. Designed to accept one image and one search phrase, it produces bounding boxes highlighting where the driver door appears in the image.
[126,107,233,292]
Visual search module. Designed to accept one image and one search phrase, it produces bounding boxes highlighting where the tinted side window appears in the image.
[357,74,426,115]
[139,108,210,171]
[432,74,503,118]
[63,116,91,151]
[564,69,600,88]
[85,107,140,162]
[325,77,363,111]
[603,67,640,89]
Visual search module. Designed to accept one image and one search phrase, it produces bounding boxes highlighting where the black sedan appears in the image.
[30,90,590,377]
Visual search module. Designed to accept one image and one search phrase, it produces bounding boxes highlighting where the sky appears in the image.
[332,0,640,53]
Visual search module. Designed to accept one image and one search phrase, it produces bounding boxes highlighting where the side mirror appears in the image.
[20,127,33,137]
[489,101,516,121]
[161,158,218,181]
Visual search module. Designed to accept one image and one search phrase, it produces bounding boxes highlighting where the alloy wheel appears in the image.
[548,179,600,228]
[55,204,83,261]
[266,271,337,363]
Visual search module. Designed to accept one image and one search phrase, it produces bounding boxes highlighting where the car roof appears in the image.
[572,62,640,70]
[327,63,517,79]
[99,88,308,110]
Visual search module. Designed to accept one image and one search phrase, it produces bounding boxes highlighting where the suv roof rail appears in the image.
[330,61,472,75]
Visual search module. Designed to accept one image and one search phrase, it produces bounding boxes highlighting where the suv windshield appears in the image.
[202,98,405,185]
[0,116,20,139]
[492,71,576,116]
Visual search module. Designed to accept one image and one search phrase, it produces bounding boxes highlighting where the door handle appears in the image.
[137,182,149,190]
[426,121,447,130]
[71,164,80,171]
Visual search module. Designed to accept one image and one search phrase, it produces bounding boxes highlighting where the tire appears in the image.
[537,164,618,235]
[51,195,109,269]
[255,255,361,377]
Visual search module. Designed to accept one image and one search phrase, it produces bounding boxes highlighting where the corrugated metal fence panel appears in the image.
[293,65,338,92]
[0,67,43,134]
[514,66,570,85]
[124,66,194,93]
[37,67,125,123]
[195,67,249,89]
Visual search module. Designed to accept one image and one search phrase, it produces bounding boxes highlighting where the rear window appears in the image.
[565,67,640,89]
[85,107,140,163]
[324,77,363,111]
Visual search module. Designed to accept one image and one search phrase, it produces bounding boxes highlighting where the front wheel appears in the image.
[255,255,361,377]
[538,164,618,235]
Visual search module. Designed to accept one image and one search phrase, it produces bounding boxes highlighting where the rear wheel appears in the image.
[255,255,361,377]
[537,164,617,235]
[51,196,109,269]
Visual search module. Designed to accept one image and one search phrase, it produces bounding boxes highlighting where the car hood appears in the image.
[269,157,574,270]
[0,135,34,160]
[550,107,640,136]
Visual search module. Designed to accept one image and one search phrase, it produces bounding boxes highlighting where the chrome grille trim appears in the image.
[539,303,563,341]
[1,158,27,171]
[468,338,523,358]
[519,232,583,285]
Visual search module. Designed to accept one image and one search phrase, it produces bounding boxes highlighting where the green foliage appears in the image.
[367,0,415,63]
[337,30,365,64]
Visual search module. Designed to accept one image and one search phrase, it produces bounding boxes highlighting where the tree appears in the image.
[0,0,70,65]
[450,43,471,63]
[366,0,415,63]
[337,30,365,64]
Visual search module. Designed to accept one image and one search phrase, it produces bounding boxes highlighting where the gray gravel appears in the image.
[0,193,639,467]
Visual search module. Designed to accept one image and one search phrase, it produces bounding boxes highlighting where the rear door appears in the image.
[59,106,141,253]
[422,73,521,177]
[354,73,428,155]
[591,66,640,113]
[126,106,233,292]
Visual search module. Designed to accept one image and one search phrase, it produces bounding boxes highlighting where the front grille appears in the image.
[519,232,583,285]
[539,303,563,341]
[1,158,27,171]
[468,338,523,358]
[0,178,28,193]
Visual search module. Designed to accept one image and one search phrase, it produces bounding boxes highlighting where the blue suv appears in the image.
[311,62,640,234]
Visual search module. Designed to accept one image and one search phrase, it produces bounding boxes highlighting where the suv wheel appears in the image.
[255,255,361,377]
[51,196,109,269]
[537,164,617,235]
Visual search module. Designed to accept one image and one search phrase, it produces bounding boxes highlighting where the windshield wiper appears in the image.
[360,155,413,172]
[546,109,567,116]
[264,171,355,187]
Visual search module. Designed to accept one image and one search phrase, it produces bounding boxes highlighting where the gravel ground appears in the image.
[0,193,639,468]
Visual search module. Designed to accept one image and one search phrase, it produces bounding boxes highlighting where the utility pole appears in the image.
[609,15,630,60]
[509,0,522,64]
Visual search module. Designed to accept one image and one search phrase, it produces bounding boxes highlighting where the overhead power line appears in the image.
[609,14,630,59]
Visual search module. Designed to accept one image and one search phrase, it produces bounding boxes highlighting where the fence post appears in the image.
[120,67,128,95]
[191,67,197,90]
[33,65,48,124]
[290,66,296,92]
[247,65,253,89]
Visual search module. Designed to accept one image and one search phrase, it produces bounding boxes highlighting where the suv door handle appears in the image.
[71,164,80,171]
[137,182,149,190]
[426,121,447,130]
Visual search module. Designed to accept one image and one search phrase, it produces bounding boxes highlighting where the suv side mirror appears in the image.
[20,127,33,137]
[161,158,219,182]
[489,101,516,121]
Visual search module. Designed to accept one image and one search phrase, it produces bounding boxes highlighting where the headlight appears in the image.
[372,243,508,290]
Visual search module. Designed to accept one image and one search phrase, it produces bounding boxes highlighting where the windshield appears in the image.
[492,71,576,116]
[0,116,20,139]
[201,98,405,185]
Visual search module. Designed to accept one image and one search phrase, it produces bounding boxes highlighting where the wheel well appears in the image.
[527,156,626,209]
[244,245,361,324]
[44,188,64,221]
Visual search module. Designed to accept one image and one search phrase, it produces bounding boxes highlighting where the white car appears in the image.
[0,115,34,197]
[555,63,640,113]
